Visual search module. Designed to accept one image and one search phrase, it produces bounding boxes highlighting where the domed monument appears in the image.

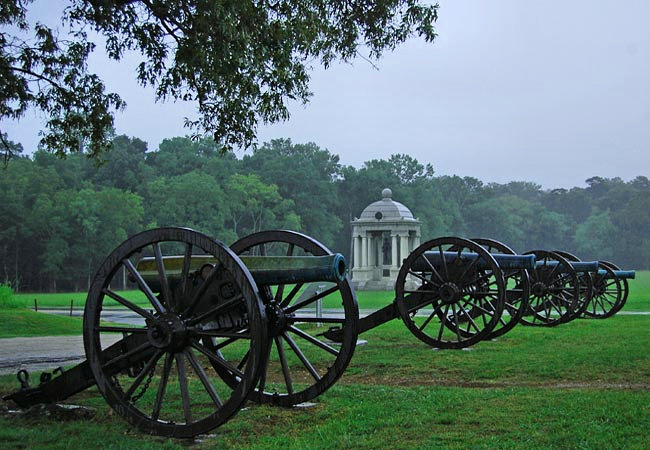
[350,188,421,290]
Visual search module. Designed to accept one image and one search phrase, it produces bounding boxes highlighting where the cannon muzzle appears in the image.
[598,269,636,279]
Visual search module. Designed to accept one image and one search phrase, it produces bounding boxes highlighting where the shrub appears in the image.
[0,284,23,309]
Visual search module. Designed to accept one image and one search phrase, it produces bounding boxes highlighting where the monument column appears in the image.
[361,233,368,267]
[400,233,408,266]
[391,234,398,268]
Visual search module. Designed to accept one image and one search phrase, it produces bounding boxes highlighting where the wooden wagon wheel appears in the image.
[83,228,266,438]
[600,260,630,315]
[221,230,359,406]
[582,261,623,319]
[395,237,506,349]
[520,250,579,327]
[470,238,531,339]
[442,238,530,341]
[553,250,593,321]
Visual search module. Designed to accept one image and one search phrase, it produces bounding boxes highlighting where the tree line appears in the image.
[1,136,648,292]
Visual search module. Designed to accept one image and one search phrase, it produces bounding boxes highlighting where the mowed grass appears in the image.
[0,309,83,338]
[1,382,648,449]
[616,270,650,311]
[2,274,650,448]
[1,313,650,447]
[12,270,650,312]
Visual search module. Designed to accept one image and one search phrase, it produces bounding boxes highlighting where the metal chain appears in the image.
[131,366,155,403]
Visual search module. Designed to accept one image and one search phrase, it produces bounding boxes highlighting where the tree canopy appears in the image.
[2,134,648,292]
[1,0,439,161]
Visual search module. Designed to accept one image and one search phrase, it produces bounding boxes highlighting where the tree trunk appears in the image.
[14,239,19,291]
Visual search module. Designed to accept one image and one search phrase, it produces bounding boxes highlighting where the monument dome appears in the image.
[358,188,416,222]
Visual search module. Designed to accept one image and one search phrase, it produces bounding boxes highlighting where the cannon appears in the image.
[5,228,359,438]
[4,227,635,438]
[325,237,537,349]
[550,251,635,320]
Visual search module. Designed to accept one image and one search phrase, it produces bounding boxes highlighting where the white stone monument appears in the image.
[350,188,421,290]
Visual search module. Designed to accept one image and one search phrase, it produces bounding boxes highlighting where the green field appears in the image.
[1,273,650,448]
[12,270,650,312]
[0,309,84,338]
[1,315,650,448]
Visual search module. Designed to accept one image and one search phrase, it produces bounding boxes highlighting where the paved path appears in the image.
[0,335,122,376]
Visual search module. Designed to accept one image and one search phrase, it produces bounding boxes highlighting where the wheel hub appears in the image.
[439,282,461,304]
[147,313,188,351]
[266,301,289,337]
[531,282,547,297]
[593,280,606,296]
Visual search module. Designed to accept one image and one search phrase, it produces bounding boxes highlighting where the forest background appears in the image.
[2,135,648,292]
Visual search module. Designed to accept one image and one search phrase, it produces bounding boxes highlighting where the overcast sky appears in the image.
[4,0,650,188]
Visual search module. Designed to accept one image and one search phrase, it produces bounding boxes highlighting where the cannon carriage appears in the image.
[6,227,359,438]
[4,227,635,438]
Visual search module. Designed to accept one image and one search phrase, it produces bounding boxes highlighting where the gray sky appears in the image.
[4,0,650,188]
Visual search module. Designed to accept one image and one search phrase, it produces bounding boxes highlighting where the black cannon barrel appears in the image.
[597,269,636,279]
[240,255,346,285]
[535,261,599,273]
[413,251,536,271]
[136,253,346,289]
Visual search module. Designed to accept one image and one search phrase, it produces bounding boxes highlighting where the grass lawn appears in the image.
[1,272,649,448]
[0,309,84,338]
[13,270,649,312]
[1,311,650,447]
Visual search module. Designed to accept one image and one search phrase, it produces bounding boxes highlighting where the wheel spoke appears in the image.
[191,340,245,379]
[439,246,450,279]
[456,256,481,285]
[437,304,450,341]
[283,332,321,382]
[285,285,338,314]
[102,289,155,321]
[180,243,193,299]
[176,353,192,424]
[408,270,440,287]
[236,350,250,370]
[288,325,339,356]
[418,253,445,284]
[450,303,462,341]
[126,350,164,399]
[456,304,481,333]
[152,352,173,421]
[418,303,442,331]
[279,283,304,308]
[257,342,272,395]
[275,336,294,394]
[192,329,250,339]
[185,349,223,408]
[123,259,166,314]
[186,294,244,325]
[183,264,224,316]
[97,326,148,334]
[153,243,173,310]
[274,244,295,302]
